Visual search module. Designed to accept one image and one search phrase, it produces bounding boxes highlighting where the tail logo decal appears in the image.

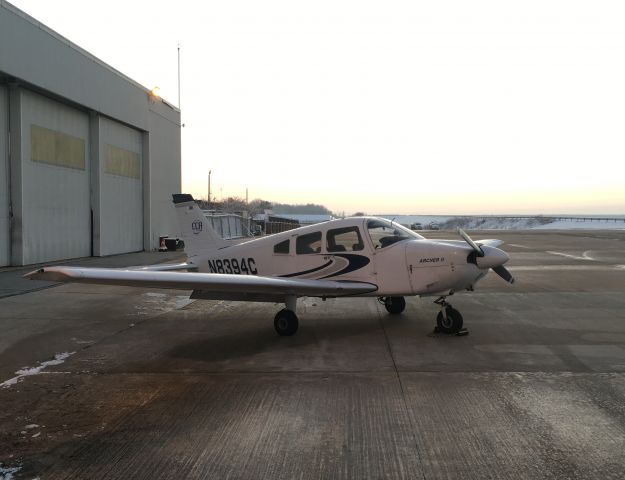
[191,220,203,234]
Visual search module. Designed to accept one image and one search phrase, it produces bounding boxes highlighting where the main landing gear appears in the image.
[273,295,466,337]
[274,295,299,336]
[434,297,464,334]
[274,309,298,336]
[378,296,406,315]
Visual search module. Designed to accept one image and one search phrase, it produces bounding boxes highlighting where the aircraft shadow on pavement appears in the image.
[166,318,384,364]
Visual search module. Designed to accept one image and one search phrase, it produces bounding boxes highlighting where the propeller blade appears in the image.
[457,228,484,257]
[492,265,515,284]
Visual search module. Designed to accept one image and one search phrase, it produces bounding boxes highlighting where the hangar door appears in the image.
[99,117,143,255]
[0,85,9,266]
[21,90,91,264]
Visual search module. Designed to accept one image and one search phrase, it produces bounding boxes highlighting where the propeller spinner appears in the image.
[458,228,515,284]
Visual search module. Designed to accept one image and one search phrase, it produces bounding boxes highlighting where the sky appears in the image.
[8,0,625,215]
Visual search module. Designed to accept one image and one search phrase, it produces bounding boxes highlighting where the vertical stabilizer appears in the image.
[172,194,227,257]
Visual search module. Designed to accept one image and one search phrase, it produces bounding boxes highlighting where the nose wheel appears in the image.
[434,297,464,334]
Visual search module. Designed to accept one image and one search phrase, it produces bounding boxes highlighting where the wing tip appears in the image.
[23,268,47,280]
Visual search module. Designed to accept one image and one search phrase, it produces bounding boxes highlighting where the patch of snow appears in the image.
[24,424,38,430]
[174,296,194,309]
[440,216,554,230]
[301,298,318,308]
[0,464,21,480]
[381,215,450,230]
[132,293,194,316]
[533,219,625,230]
[546,250,597,261]
[385,215,625,231]
[0,352,75,389]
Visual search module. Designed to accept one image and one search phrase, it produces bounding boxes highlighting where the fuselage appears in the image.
[189,217,490,297]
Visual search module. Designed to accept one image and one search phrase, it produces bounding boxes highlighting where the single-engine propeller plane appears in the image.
[26,194,514,335]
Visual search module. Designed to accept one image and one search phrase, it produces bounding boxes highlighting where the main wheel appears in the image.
[384,296,406,314]
[436,306,463,334]
[274,309,299,336]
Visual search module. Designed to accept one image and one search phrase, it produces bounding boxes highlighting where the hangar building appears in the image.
[0,1,181,266]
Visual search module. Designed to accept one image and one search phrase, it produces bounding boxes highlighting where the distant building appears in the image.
[252,212,300,235]
[203,212,248,240]
[273,214,335,226]
[0,1,181,266]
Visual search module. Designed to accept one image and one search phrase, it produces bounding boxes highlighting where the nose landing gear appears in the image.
[433,297,466,335]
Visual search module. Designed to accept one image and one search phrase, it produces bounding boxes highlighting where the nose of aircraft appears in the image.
[475,245,510,270]
[457,228,515,284]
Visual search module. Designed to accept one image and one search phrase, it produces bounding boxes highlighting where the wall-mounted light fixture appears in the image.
[148,86,161,103]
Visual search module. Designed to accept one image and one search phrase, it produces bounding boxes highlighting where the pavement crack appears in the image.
[376,303,428,480]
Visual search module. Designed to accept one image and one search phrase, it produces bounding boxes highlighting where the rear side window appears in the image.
[296,232,322,254]
[327,226,364,252]
[273,239,290,254]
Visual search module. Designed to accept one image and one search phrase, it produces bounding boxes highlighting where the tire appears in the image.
[436,307,463,334]
[274,309,299,336]
[384,297,406,314]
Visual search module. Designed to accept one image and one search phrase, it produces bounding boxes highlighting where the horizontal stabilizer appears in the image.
[172,193,195,204]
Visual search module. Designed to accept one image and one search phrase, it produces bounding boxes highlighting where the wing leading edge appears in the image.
[24,267,378,299]
[130,262,198,272]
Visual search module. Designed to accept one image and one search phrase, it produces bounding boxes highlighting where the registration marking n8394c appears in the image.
[208,258,258,275]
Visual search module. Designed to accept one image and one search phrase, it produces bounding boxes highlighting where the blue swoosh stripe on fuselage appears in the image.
[279,260,333,278]
[320,254,370,279]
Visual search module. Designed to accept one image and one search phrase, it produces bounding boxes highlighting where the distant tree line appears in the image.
[197,196,332,216]
[271,202,332,215]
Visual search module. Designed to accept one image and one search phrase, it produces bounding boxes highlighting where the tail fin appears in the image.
[172,194,227,257]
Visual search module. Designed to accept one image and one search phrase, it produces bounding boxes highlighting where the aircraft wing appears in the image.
[24,267,377,298]
[129,262,198,272]
[477,239,504,248]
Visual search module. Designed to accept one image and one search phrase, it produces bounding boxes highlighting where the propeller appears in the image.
[458,227,484,257]
[492,265,515,284]
[458,228,515,284]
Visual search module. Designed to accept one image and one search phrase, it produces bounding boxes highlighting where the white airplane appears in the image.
[26,194,514,336]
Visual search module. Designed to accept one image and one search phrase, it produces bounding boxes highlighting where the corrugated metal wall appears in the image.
[21,90,91,264]
[0,85,8,266]
[206,214,244,239]
[0,3,181,264]
[99,117,143,255]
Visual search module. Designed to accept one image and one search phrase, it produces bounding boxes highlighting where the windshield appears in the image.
[366,219,424,249]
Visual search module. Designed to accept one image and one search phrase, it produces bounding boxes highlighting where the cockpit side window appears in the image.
[273,239,290,254]
[366,219,422,249]
[327,226,364,252]
[296,231,322,254]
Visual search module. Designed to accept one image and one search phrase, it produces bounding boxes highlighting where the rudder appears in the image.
[172,194,227,257]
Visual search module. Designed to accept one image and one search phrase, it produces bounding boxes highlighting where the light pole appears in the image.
[208,170,212,208]
[177,44,181,110]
